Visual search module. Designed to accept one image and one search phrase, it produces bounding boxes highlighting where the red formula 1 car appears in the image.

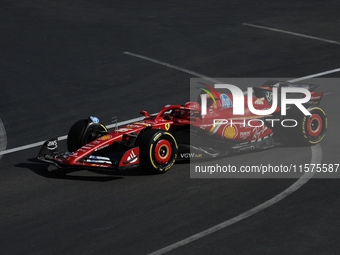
[38,81,327,174]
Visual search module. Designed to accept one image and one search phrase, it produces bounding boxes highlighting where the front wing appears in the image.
[38,137,140,170]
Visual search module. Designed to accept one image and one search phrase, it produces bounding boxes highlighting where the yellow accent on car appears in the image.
[101,124,107,131]
[153,133,162,141]
[223,125,236,139]
[149,144,157,169]
[164,132,178,149]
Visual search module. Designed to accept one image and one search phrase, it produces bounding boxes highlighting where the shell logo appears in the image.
[223,125,237,139]
[100,135,112,140]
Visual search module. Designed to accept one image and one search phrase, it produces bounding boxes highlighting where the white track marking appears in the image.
[287,68,340,83]
[123,52,222,84]
[0,140,46,156]
[148,145,321,255]
[124,52,340,84]
[0,117,7,159]
[243,23,340,45]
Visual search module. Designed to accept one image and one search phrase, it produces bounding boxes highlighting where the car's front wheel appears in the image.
[67,117,107,152]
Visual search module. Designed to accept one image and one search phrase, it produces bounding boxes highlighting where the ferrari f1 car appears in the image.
[38,81,327,174]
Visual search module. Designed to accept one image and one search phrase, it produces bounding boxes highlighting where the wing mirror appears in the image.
[140,110,149,117]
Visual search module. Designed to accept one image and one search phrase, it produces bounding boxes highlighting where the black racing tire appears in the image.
[137,129,178,174]
[67,119,107,152]
[285,106,327,146]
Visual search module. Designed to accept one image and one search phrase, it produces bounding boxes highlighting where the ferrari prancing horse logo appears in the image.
[165,123,170,131]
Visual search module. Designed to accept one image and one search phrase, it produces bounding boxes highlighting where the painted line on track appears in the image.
[0,117,7,159]
[148,144,322,255]
[287,68,340,82]
[124,51,340,84]
[243,23,340,45]
[123,52,222,84]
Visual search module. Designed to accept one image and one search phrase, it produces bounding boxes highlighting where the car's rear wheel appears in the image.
[67,118,107,152]
[137,129,178,174]
[286,106,327,146]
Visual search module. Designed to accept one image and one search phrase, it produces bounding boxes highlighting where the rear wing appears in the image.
[261,80,319,91]
[253,80,324,106]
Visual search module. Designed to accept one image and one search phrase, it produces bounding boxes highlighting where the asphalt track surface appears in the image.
[1,1,340,254]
